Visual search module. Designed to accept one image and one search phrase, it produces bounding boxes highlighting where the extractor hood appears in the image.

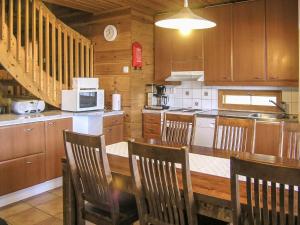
[165,71,204,82]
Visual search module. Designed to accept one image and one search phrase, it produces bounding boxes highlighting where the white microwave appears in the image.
[61,89,104,112]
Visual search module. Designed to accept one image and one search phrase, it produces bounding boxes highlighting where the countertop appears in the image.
[142,108,298,122]
[0,110,124,127]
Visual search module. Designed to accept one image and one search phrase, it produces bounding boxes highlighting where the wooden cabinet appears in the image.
[254,122,282,156]
[0,122,45,162]
[45,118,73,180]
[103,115,124,145]
[154,28,172,83]
[143,113,162,139]
[233,0,266,82]
[154,26,203,82]
[266,0,299,82]
[0,153,45,196]
[202,4,233,83]
[172,30,203,72]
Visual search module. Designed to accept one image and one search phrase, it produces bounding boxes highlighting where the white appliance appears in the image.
[61,89,104,112]
[72,78,99,90]
[193,117,215,147]
[11,99,45,114]
[165,71,204,82]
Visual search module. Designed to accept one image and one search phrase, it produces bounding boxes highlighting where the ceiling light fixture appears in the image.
[155,0,216,35]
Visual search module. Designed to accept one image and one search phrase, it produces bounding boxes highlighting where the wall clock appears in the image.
[104,25,118,42]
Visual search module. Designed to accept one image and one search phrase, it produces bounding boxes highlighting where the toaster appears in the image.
[11,100,46,114]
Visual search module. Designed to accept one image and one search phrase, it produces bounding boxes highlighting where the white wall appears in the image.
[166,81,299,114]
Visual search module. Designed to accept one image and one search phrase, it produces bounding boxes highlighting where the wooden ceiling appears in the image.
[43,0,244,15]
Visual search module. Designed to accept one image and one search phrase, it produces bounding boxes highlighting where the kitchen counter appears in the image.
[196,109,298,122]
[0,110,124,127]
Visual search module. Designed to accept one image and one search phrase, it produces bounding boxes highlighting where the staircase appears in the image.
[0,0,94,107]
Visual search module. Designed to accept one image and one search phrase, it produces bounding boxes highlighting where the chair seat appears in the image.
[83,192,138,225]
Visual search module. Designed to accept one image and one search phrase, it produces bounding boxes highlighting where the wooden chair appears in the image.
[63,131,138,225]
[128,140,198,225]
[231,156,300,225]
[213,116,256,153]
[279,122,300,159]
[161,113,196,146]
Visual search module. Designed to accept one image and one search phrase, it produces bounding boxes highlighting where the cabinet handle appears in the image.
[253,77,261,80]
[48,122,56,126]
[24,128,33,132]
[26,161,33,164]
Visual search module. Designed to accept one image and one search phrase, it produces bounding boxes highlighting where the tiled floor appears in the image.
[0,188,65,225]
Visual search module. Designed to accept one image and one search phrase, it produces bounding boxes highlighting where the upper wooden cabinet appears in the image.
[202,4,232,82]
[266,0,299,81]
[233,0,266,82]
[154,28,172,83]
[172,30,203,72]
[154,25,203,82]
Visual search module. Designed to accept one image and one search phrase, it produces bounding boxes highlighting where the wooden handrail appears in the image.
[0,0,94,107]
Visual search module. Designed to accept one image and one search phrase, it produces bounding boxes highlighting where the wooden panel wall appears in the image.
[72,9,154,138]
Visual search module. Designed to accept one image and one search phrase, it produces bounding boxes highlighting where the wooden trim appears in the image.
[205,81,298,87]
[218,90,282,112]
[39,6,43,90]
[17,0,21,61]
[25,0,29,72]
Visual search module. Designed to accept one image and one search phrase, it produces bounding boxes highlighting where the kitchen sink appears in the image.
[248,113,298,120]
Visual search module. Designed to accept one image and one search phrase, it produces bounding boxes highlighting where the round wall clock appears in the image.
[104,25,118,42]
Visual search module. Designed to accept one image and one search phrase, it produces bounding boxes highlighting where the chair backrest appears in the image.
[213,116,256,153]
[161,113,196,146]
[280,122,300,160]
[128,140,197,225]
[63,131,119,219]
[231,156,300,225]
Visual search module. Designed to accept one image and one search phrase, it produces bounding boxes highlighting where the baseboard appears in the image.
[0,177,62,208]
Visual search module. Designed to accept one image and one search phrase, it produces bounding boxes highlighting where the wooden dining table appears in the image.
[62,138,300,225]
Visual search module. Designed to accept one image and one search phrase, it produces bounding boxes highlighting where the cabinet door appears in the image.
[0,153,45,196]
[233,0,266,81]
[103,127,112,145]
[111,124,124,144]
[0,122,45,162]
[172,30,203,71]
[202,5,232,82]
[45,118,72,180]
[154,27,172,82]
[266,0,298,81]
[255,122,281,156]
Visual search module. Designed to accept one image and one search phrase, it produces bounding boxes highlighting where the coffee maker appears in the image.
[145,84,169,110]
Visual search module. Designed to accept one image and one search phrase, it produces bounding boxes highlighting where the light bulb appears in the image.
[179,27,192,36]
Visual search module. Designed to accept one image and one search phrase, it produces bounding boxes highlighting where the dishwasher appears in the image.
[193,117,215,147]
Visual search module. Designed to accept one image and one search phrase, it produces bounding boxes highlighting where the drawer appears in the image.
[103,115,123,128]
[0,122,45,162]
[143,123,161,136]
[143,113,161,124]
[0,153,45,196]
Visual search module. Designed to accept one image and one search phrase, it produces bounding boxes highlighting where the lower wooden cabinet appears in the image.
[0,153,45,196]
[0,122,45,162]
[103,115,124,145]
[143,113,162,139]
[254,122,282,156]
[45,118,73,180]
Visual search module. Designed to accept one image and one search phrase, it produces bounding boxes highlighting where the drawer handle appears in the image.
[24,128,33,132]
[26,161,33,164]
[48,122,56,126]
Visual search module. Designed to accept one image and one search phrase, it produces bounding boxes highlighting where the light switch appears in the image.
[123,66,129,73]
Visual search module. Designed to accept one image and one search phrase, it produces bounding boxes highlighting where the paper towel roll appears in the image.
[112,94,121,111]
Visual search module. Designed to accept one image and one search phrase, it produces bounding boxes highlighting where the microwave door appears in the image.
[79,92,97,108]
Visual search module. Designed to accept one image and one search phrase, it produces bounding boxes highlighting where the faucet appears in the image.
[269,100,287,114]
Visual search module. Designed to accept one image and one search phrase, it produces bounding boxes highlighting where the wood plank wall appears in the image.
[71,9,154,138]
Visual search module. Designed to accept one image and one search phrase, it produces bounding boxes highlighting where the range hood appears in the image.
[165,71,204,82]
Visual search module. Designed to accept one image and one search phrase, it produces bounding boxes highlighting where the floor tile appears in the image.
[6,208,51,225]
[34,217,63,225]
[25,192,59,206]
[49,188,62,197]
[35,197,63,217]
[0,202,32,219]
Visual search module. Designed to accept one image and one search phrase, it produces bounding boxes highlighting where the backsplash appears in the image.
[166,81,299,114]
